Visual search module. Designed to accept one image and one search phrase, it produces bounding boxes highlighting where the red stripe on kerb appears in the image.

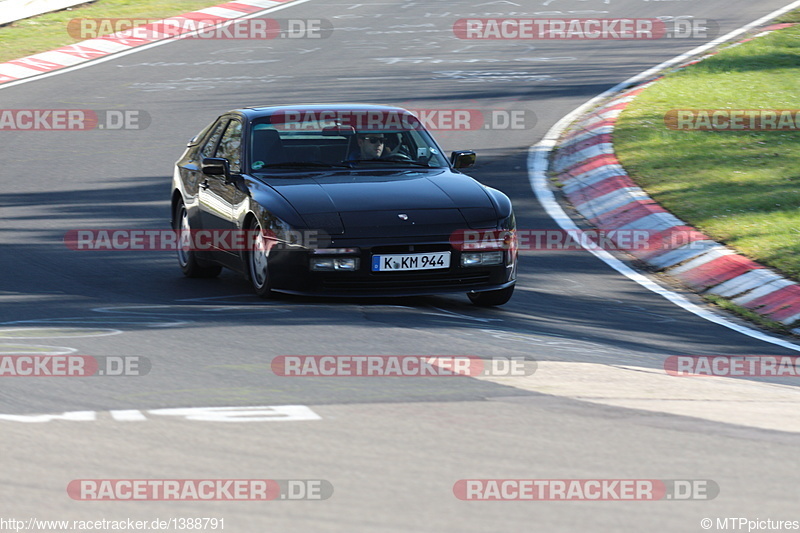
[674,255,763,291]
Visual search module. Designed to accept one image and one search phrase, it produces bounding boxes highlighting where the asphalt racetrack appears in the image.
[2,0,800,531]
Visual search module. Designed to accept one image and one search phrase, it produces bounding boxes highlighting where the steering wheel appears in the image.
[383,153,413,161]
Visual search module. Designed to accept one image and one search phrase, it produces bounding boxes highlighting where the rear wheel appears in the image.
[468,285,514,307]
[247,218,274,298]
[174,200,222,278]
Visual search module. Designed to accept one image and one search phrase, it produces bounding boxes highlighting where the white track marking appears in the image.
[0,327,122,339]
[0,405,321,423]
[92,305,290,316]
[0,344,77,355]
[529,1,800,353]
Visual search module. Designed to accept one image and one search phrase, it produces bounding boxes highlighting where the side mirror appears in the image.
[201,157,229,177]
[451,150,476,169]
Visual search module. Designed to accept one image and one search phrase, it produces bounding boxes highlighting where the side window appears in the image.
[200,120,228,159]
[216,120,243,173]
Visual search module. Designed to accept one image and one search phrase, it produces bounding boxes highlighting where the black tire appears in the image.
[174,200,222,278]
[468,285,514,307]
[247,217,274,298]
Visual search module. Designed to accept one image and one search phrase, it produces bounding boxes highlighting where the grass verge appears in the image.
[614,15,800,282]
[0,0,220,63]
[704,294,794,333]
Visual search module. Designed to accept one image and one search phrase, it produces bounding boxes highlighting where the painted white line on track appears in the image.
[529,0,800,353]
[0,405,321,423]
[0,327,122,339]
[0,344,77,355]
[426,307,503,323]
[3,316,189,327]
[0,0,315,91]
[92,305,290,316]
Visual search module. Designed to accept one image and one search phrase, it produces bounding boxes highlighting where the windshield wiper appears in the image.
[345,159,433,167]
[258,161,351,169]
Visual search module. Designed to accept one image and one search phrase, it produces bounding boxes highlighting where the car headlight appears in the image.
[461,251,504,267]
[310,249,360,271]
[312,248,359,254]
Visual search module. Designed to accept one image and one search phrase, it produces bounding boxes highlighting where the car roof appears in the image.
[234,104,415,120]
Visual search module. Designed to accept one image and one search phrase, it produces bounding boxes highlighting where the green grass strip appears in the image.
[704,294,793,333]
[614,17,800,281]
[0,0,222,63]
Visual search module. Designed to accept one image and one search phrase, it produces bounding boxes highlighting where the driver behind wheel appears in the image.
[353,133,386,159]
[348,132,411,162]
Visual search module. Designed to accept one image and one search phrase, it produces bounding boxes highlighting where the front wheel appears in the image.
[247,218,274,298]
[467,286,514,307]
[174,200,222,278]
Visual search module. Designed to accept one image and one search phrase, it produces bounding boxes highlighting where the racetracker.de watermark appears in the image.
[665,356,800,377]
[402,108,536,131]
[64,229,329,251]
[665,109,800,131]
[270,109,426,131]
[450,229,708,252]
[67,18,333,40]
[270,107,535,131]
[271,355,535,377]
[453,18,716,40]
[0,355,149,377]
[66,229,712,253]
[0,110,149,131]
[67,479,333,501]
[454,479,719,501]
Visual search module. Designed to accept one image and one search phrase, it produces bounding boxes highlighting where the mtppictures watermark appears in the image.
[700,518,800,531]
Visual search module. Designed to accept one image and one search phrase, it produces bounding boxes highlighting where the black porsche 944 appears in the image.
[171,104,517,306]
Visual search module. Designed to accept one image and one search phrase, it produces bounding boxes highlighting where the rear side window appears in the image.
[216,120,243,173]
[200,120,228,159]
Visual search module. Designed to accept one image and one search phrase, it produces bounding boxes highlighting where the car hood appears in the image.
[258,170,498,236]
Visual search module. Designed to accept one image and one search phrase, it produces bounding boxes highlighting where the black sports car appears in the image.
[171,104,517,306]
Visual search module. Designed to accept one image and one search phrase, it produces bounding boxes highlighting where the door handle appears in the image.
[200,180,210,190]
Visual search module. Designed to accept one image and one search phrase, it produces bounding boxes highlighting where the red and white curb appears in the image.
[551,48,800,334]
[0,0,298,85]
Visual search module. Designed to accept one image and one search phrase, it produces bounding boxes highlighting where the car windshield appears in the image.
[249,110,451,171]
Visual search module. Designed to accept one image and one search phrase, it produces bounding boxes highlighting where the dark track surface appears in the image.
[1,1,799,531]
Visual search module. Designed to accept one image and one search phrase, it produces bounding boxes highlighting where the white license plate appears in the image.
[372,252,450,272]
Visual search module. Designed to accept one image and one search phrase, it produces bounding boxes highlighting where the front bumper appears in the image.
[266,237,516,297]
